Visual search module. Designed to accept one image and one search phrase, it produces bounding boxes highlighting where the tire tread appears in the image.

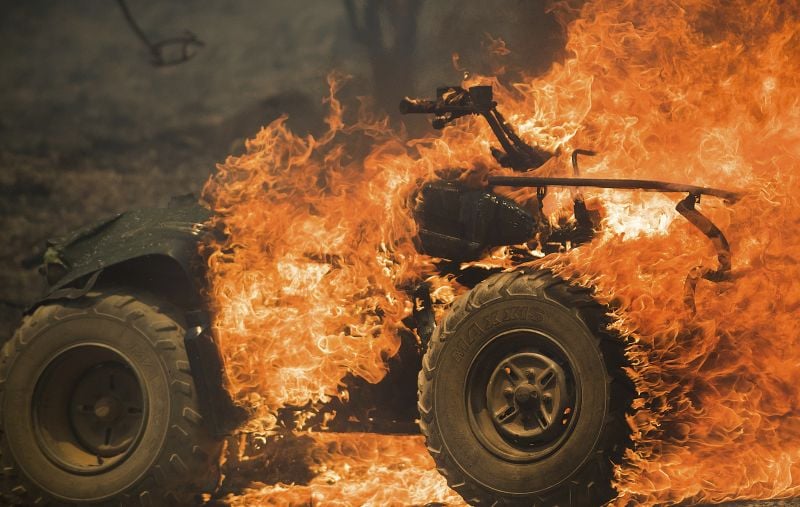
[418,268,635,506]
[0,288,223,506]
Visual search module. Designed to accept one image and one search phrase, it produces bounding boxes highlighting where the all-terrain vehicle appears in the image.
[0,85,737,506]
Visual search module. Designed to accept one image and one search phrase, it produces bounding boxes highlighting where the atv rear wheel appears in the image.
[418,269,634,506]
[0,289,223,505]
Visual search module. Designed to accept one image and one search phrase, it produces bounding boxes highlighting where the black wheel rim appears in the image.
[466,329,579,463]
[32,344,147,475]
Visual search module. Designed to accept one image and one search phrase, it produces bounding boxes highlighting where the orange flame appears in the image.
[203,74,425,431]
[203,0,800,504]
[535,1,800,504]
[221,434,463,506]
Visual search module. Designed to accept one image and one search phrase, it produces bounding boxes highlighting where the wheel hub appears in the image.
[69,362,144,458]
[94,396,121,422]
[486,352,571,444]
[513,384,539,407]
[33,345,147,473]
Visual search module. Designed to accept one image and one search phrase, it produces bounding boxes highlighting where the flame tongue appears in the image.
[204,0,800,504]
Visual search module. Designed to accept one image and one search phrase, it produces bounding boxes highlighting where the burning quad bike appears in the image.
[0,86,738,506]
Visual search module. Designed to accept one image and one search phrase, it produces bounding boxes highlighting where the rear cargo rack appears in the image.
[488,175,742,314]
[487,175,741,203]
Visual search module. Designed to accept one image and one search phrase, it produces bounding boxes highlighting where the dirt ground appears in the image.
[0,2,788,505]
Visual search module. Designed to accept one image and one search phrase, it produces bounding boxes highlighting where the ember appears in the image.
[201,0,800,505]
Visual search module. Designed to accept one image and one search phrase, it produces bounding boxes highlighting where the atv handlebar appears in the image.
[398,86,494,118]
[399,85,553,170]
[399,97,437,115]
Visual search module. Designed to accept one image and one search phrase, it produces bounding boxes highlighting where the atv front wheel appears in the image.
[418,269,634,506]
[0,289,223,505]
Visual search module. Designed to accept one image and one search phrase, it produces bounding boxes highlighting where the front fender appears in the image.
[39,203,213,307]
[29,203,247,434]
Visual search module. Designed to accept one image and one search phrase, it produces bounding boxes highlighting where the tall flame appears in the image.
[202,74,426,431]
[203,0,800,504]
[539,1,800,504]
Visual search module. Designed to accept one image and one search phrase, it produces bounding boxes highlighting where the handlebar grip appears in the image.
[399,97,437,114]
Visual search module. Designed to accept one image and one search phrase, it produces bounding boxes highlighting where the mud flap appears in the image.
[184,311,249,436]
